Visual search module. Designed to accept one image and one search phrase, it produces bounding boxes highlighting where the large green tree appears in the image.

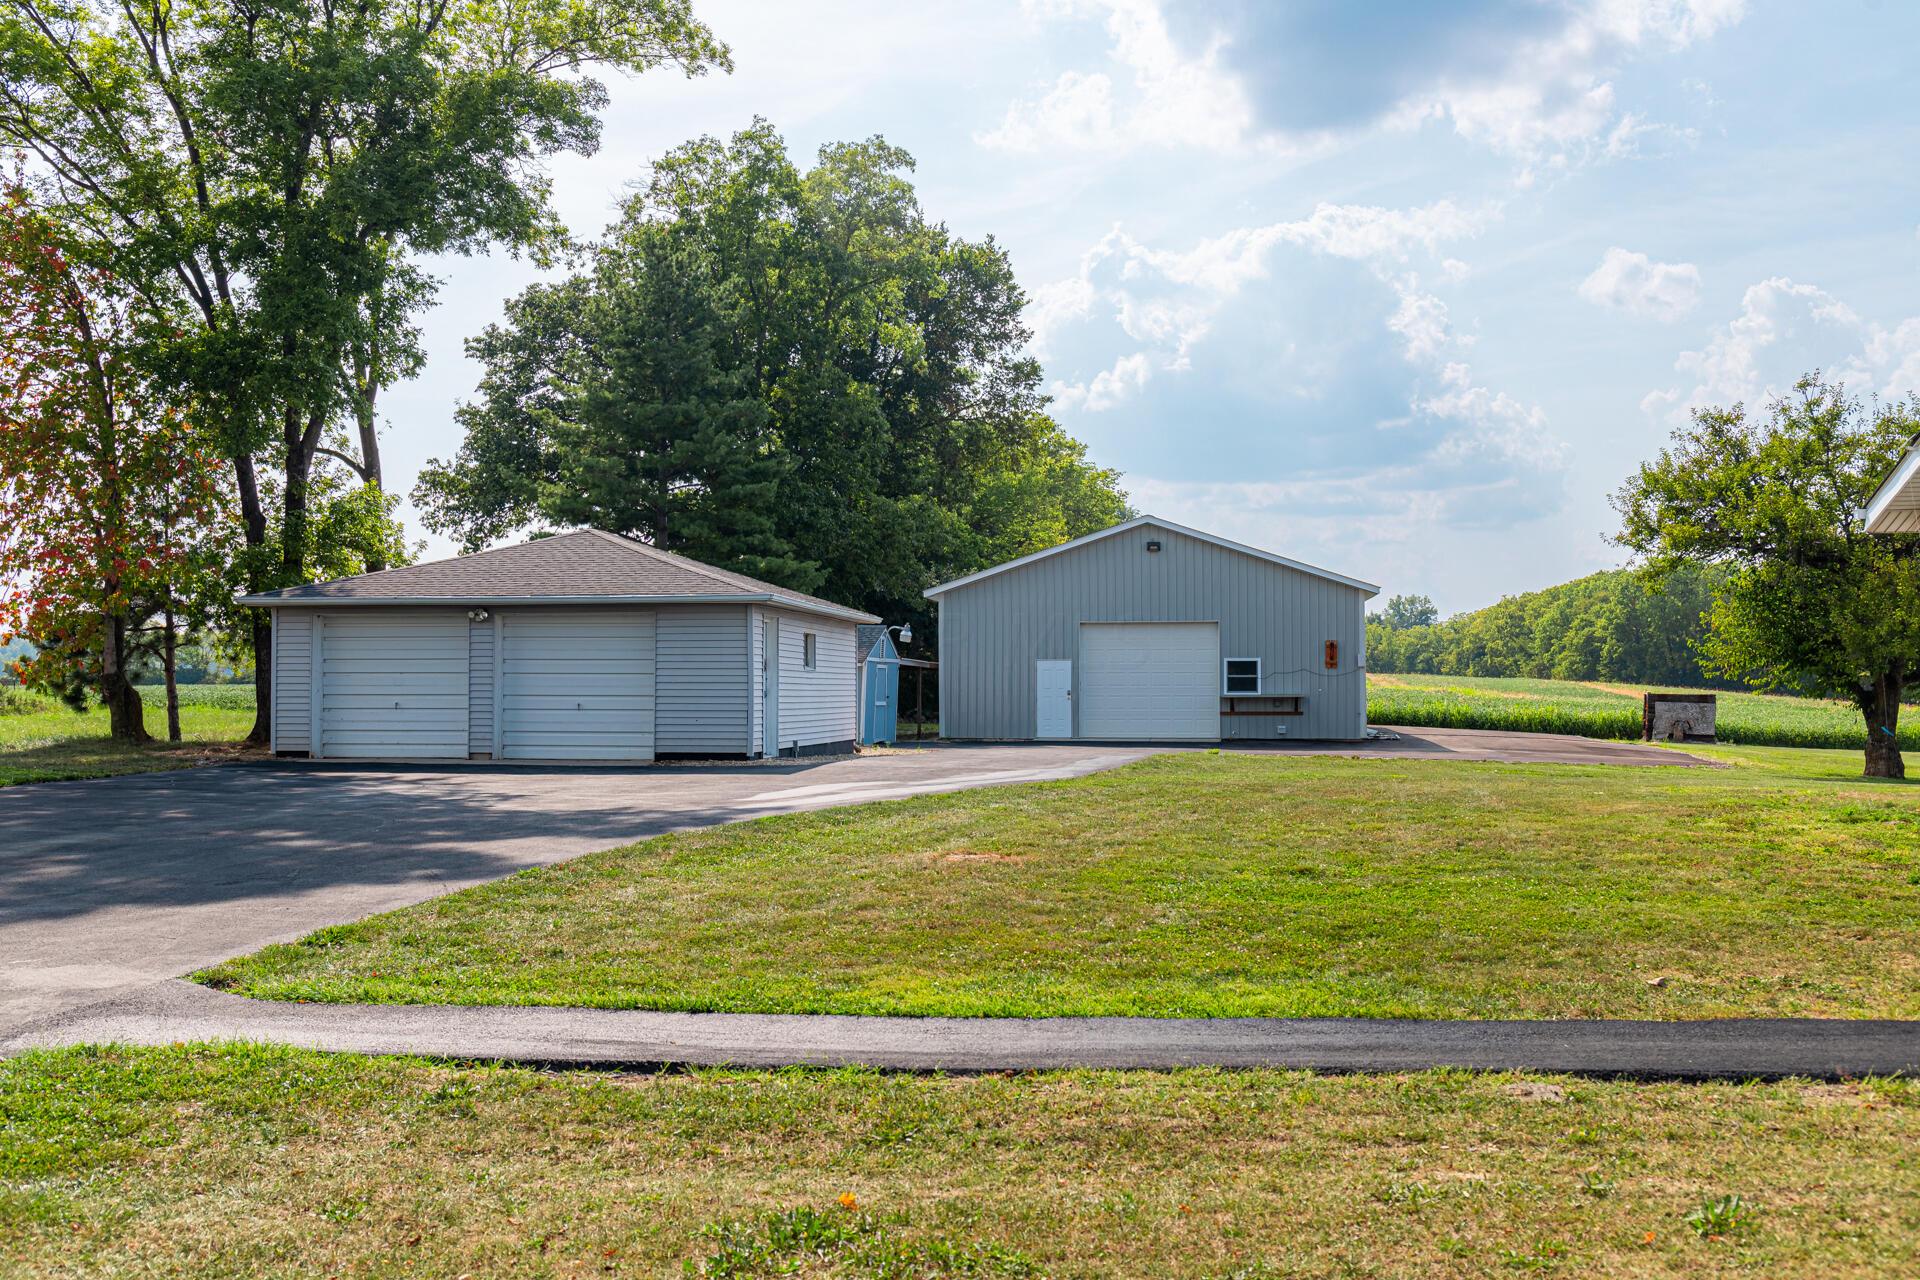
[417,120,1130,635]
[0,0,727,740]
[1614,376,1920,778]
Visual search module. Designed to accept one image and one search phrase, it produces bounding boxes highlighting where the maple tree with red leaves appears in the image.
[0,174,227,743]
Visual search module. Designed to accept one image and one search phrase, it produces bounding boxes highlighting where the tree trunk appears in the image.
[234,451,273,746]
[162,598,182,744]
[353,283,387,572]
[101,611,150,745]
[1862,666,1906,780]
[354,381,387,572]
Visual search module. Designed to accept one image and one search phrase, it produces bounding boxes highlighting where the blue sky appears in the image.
[383,0,1920,613]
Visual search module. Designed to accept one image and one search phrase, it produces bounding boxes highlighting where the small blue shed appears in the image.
[859,629,901,745]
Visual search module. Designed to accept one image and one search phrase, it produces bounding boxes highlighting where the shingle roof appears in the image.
[239,529,879,622]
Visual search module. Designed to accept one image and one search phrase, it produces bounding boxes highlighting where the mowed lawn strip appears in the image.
[0,690,255,786]
[3,1045,1916,1279]
[199,749,1920,1020]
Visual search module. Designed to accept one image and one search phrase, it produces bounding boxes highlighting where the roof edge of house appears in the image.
[922,515,1381,599]
[238,591,880,624]
[1864,436,1920,531]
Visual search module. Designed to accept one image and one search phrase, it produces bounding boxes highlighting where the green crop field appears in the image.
[0,682,256,715]
[131,682,259,710]
[1368,674,1918,750]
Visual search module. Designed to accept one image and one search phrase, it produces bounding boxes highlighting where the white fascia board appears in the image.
[1864,438,1920,534]
[241,592,880,623]
[922,514,1381,598]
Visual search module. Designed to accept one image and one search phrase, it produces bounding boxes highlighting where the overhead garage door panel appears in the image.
[320,613,469,758]
[501,612,655,760]
[1078,622,1219,741]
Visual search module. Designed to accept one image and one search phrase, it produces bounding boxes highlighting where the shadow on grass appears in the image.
[0,736,257,787]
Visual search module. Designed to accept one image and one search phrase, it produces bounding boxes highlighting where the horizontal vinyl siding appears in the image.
[656,605,750,754]
[468,619,494,755]
[938,522,1370,741]
[318,611,470,758]
[773,610,856,749]
[499,610,655,760]
[749,607,765,756]
[272,611,313,753]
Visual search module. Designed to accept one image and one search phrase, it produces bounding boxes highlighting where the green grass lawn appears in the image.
[3,1045,1915,1279]
[0,685,256,785]
[1368,673,1918,750]
[199,748,1920,1020]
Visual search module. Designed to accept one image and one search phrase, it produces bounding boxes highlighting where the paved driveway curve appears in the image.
[0,745,1150,1035]
[13,982,1917,1081]
[2,729,1750,1073]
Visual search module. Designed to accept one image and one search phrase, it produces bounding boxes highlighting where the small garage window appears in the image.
[1223,658,1261,694]
[803,633,817,670]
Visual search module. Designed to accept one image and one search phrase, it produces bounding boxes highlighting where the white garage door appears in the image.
[318,612,469,759]
[501,611,655,760]
[1078,622,1220,741]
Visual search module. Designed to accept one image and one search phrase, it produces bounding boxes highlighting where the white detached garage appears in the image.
[245,531,876,762]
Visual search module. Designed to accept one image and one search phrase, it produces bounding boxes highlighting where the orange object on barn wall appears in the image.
[1324,640,1339,670]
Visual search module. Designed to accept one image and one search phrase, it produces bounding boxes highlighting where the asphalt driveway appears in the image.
[0,725,1735,1066]
[0,744,1150,1035]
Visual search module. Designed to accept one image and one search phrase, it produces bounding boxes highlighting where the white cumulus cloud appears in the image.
[1036,200,1496,412]
[985,0,1745,171]
[1052,350,1153,411]
[977,0,1253,153]
[1646,276,1920,420]
[1037,200,1566,523]
[1578,247,1702,321]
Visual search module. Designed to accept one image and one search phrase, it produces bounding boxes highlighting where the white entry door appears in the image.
[316,611,468,759]
[1035,659,1073,739]
[500,611,654,760]
[1077,622,1219,741]
[761,614,780,756]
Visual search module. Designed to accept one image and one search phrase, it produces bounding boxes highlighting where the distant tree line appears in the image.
[1366,566,1735,688]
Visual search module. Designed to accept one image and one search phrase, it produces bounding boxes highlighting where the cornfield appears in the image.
[1368,674,1918,750]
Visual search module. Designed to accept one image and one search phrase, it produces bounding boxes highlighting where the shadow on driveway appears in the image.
[0,757,862,927]
[0,744,1153,1030]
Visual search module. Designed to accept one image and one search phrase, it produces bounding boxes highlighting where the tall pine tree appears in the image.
[416,121,1132,634]
[540,235,808,582]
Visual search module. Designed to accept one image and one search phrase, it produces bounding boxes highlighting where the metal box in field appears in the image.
[1643,692,1716,743]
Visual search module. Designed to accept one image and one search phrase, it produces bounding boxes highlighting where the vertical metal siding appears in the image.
[935,523,1370,741]
[771,610,856,749]
[272,611,313,752]
[656,605,750,754]
[468,617,494,755]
